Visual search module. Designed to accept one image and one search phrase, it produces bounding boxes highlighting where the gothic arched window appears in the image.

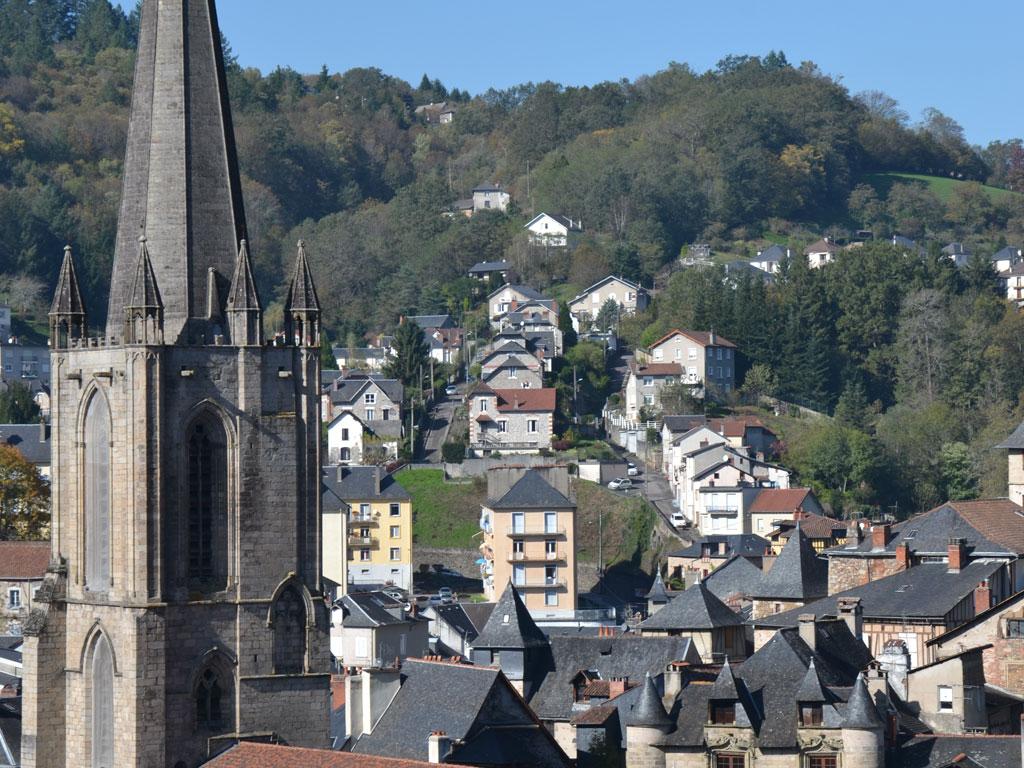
[84,394,111,591]
[272,585,306,674]
[186,415,228,589]
[195,667,224,729]
[90,633,114,768]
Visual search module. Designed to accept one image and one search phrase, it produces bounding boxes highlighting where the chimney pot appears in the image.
[948,537,967,573]
[798,614,817,652]
[895,542,910,570]
[974,580,991,615]
[871,523,891,550]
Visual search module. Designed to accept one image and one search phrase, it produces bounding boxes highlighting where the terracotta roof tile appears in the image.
[632,363,684,377]
[649,329,737,350]
[493,388,556,412]
[948,499,1024,554]
[772,512,845,540]
[205,743,470,767]
[749,488,813,514]
[0,542,49,579]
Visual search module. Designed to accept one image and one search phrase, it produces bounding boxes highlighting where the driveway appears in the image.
[421,393,459,463]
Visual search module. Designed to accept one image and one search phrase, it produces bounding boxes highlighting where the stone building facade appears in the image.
[20,1,331,766]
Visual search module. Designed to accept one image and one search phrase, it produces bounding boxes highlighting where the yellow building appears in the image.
[479,466,578,618]
[322,465,413,593]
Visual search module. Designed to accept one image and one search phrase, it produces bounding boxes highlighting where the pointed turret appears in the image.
[631,672,673,731]
[106,0,248,343]
[753,521,828,602]
[124,236,164,345]
[285,240,321,347]
[49,245,87,348]
[227,239,262,346]
[796,659,830,704]
[709,658,740,701]
[843,672,883,730]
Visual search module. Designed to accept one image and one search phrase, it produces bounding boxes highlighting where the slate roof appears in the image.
[996,420,1024,449]
[488,470,573,509]
[755,244,787,263]
[49,246,86,317]
[487,283,545,302]
[0,424,50,465]
[754,560,1004,628]
[472,583,549,650]
[991,246,1022,262]
[529,635,698,720]
[926,588,1024,647]
[286,240,321,312]
[669,535,769,560]
[460,602,496,635]
[341,592,416,629]
[843,672,883,729]
[227,239,261,312]
[469,260,512,274]
[639,582,743,631]
[644,571,670,603]
[701,555,765,602]
[569,275,643,304]
[770,513,845,542]
[321,467,411,502]
[795,659,830,703]
[126,236,163,309]
[629,673,672,728]
[327,375,403,407]
[649,328,737,350]
[897,735,1022,768]
[0,541,50,579]
[432,603,481,644]
[662,415,707,434]
[205,741,473,767]
[351,659,569,766]
[828,500,1024,557]
[405,314,454,330]
[750,524,828,600]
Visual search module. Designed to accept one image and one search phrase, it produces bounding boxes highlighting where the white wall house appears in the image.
[488,283,546,323]
[567,275,649,332]
[805,237,839,269]
[750,244,789,274]
[472,183,510,213]
[524,213,581,247]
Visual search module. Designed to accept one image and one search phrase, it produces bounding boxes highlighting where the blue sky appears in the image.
[117,0,1022,146]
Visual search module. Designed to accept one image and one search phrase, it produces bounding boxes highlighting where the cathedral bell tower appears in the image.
[21,1,331,766]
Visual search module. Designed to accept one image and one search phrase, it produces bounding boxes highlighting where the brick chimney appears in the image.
[974,580,991,615]
[837,597,864,640]
[871,524,891,551]
[798,614,817,652]
[948,537,967,573]
[895,542,910,570]
[428,731,452,764]
[608,677,628,698]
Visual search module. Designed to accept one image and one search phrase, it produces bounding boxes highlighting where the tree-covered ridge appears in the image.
[1,1,1023,343]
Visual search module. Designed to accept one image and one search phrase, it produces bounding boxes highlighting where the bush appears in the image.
[441,441,466,463]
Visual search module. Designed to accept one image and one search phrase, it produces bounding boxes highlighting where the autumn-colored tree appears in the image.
[0,445,50,540]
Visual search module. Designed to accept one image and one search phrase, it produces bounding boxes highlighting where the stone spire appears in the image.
[124,236,164,345]
[285,240,321,347]
[49,245,87,348]
[227,239,262,346]
[106,0,247,343]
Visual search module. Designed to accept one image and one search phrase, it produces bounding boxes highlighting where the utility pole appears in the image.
[572,364,578,425]
[598,506,603,577]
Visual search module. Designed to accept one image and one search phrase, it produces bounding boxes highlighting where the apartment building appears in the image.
[478,466,578,618]
[468,385,556,456]
[321,465,414,592]
[641,328,737,396]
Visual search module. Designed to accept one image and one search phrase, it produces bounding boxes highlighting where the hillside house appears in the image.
[642,328,737,397]
[567,275,649,332]
[468,260,513,282]
[805,237,839,269]
[472,182,510,213]
[750,244,790,274]
[0,541,49,634]
[0,422,51,479]
[332,590,428,667]
[623,361,684,420]
[468,386,556,456]
[999,262,1024,306]
[748,488,825,537]
[479,340,545,389]
[525,213,582,247]
[323,373,404,463]
[942,242,973,268]
[488,283,546,323]
[414,100,456,124]
[992,246,1022,273]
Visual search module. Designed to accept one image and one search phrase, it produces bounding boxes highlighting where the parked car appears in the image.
[445,385,459,396]
[670,512,687,528]
[383,588,407,603]
[627,463,641,477]
[437,587,454,604]
[608,477,633,491]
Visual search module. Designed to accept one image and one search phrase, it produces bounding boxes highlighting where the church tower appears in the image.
[20,1,331,766]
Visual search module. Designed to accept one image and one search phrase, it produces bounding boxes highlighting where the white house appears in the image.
[942,243,972,268]
[750,244,789,274]
[1000,262,1024,306]
[992,246,1022,274]
[472,182,510,213]
[323,373,404,463]
[567,275,648,332]
[524,213,582,247]
[805,237,839,269]
[487,283,546,323]
[642,329,737,397]
[326,410,403,465]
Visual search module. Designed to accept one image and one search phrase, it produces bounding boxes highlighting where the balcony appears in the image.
[507,549,567,563]
[507,527,567,537]
[347,535,379,548]
[511,579,567,590]
[348,514,379,526]
[705,508,739,516]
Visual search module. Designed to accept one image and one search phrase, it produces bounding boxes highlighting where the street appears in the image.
[421,392,459,463]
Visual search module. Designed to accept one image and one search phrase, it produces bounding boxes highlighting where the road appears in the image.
[421,392,459,463]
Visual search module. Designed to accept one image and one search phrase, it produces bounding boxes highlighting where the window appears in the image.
[360,549,371,561]
[710,702,735,724]
[341,428,350,441]
[478,398,488,412]
[359,527,370,539]
[1006,619,1024,637]
[390,526,400,539]
[653,349,663,360]
[938,685,954,711]
[195,667,224,729]
[365,409,375,421]
[272,585,306,674]
[340,447,351,462]
[90,633,114,768]
[707,348,714,358]
[187,415,228,589]
[545,566,557,585]
[688,347,698,360]
[807,757,837,768]
[390,548,401,561]
[513,540,524,555]
[717,348,723,360]
[382,408,390,421]
[714,752,745,767]
[508,367,518,379]
[544,512,557,533]
[84,393,111,592]
[527,419,538,434]
[364,393,376,404]
[7,588,20,609]
[643,394,654,406]
[512,512,525,534]
[643,376,654,387]
[545,590,558,607]
[800,705,823,726]
[546,540,557,558]
[390,503,400,517]
[675,348,682,359]
[497,421,508,433]
[513,564,526,586]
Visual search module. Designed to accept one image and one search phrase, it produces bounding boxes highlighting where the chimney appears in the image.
[948,537,967,573]
[39,418,46,443]
[361,667,402,737]
[974,580,991,615]
[337,464,345,483]
[798,614,817,652]
[847,519,862,546]
[609,677,628,699]
[428,731,452,764]
[374,465,383,495]
[664,664,684,699]
[871,524,891,551]
[837,597,864,640]
[895,543,910,570]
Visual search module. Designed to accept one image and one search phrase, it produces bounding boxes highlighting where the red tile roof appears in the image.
[493,388,556,412]
[0,541,50,579]
[632,363,684,377]
[708,417,773,439]
[771,512,845,540]
[649,329,736,350]
[748,488,814,514]
[204,743,471,768]
[948,499,1024,554]
[804,238,838,254]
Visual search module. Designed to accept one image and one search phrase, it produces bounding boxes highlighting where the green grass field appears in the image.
[865,172,1019,204]
[399,468,487,550]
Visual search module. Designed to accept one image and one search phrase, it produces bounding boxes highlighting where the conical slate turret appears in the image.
[227,239,262,345]
[106,0,247,342]
[49,245,87,348]
[843,672,883,730]
[631,672,673,730]
[124,236,164,345]
[286,240,320,313]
